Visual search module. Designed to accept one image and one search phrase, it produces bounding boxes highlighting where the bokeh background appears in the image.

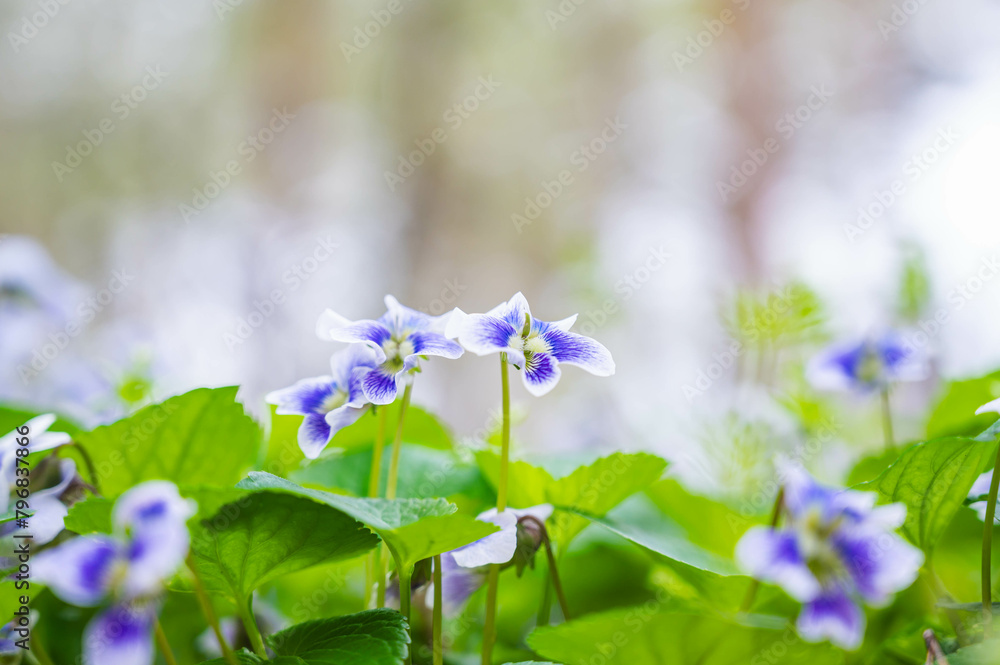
[4,0,1000,493]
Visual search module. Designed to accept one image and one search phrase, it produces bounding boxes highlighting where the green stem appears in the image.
[880,387,895,451]
[386,382,414,501]
[187,555,238,665]
[367,407,388,609]
[399,566,413,665]
[982,442,1000,637]
[536,572,553,627]
[483,355,512,665]
[29,632,55,665]
[63,443,101,495]
[433,554,443,665]
[375,545,386,608]
[740,487,785,613]
[237,596,268,658]
[154,619,178,665]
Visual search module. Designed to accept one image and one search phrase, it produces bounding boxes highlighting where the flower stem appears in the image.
[981,442,1000,637]
[880,387,895,451]
[367,407,389,609]
[398,566,413,665]
[482,355,511,665]
[237,596,268,658]
[187,555,238,665]
[740,486,784,613]
[386,382,414,501]
[154,619,178,665]
[433,554,443,665]
[536,573,553,627]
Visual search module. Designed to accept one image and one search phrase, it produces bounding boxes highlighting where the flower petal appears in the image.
[28,458,76,545]
[298,413,334,458]
[113,481,195,534]
[541,327,615,376]
[311,405,370,459]
[976,398,1000,416]
[317,312,391,363]
[266,376,338,416]
[84,603,155,665]
[0,414,70,456]
[329,344,378,387]
[409,332,464,359]
[120,525,190,599]
[34,535,120,606]
[970,470,994,499]
[735,527,820,602]
[457,313,522,365]
[522,352,562,397]
[430,552,485,615]
[796,588,866,650]
[877,333,928,383]
[491,292,531,330]
[383,295,452,335]
[362,364,402,405]
[835,530,923,606]
[451,511,518,568]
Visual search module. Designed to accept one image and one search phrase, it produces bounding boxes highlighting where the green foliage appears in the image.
[722,281,827,349]
[328,403,454,451]
[188,488,379,603]
[237,472,497,570]
[927,371,1000,439]
[948,640,1000,665]
[857,436,998,551]
[897,245,932,322]
[75,387,261,496]
[63,496,113,534]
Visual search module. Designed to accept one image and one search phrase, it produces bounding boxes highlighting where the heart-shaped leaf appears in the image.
[76,387,261,496]
[856,436,998,551]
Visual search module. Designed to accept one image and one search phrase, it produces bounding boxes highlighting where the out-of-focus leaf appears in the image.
[75,387,261,496]
[926,371,1000,439]
[948,640,1000,665]
[857,436,997,551]
[237,472,496,570]
[328,403,453,451]
[63,496,113,534]
[0,405,80,437]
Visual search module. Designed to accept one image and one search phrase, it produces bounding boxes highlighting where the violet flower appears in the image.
[807,332,928,394]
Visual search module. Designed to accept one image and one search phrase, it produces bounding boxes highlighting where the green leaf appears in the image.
[927,371,1000,439]
[292,443,491,501]
[856,436,998,551]
[328,403,453,451]
[265,609,409,665]
[189,488,379,602]
[63,497,113,534]
[237,472,497,570]
[0,405,80,437]
[527,605,841,665]
[477,452,667,542]
[76,387,261,496]
[949,640,1000,665]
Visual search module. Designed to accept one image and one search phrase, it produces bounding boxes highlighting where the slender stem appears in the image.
[923,629,951,665]
[482,564,500,665]
[375,545,386,608]
[237,596,268,658]
[981,443,1000,637]
[740,487,785,613]
[398,566,413,665]
[433,554,443,665]
[153,619,178,665]
[187,555,238,665]
[366,408,389,610]
[483,356,511,665]
[536,572,553,627]
[30,633,55,665]
[880,387,895,451]
[386,382,414,501]
[61,443,101,495]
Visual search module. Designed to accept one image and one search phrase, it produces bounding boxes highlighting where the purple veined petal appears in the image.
[265,376,339,416]
[361,364,402,405]
[0,451,16,514]
[522,352,562,397]
[409,331,464,360]
[735,527,821,602]
[457,313,522,362]
[835,530,923,606]
[317,312,391,364]
[34,535,120,606]
[298,413,335,459]
[113,481,196,534]
[877,333,928,383]
[451,511,518,568]
[0,414,70,456]
[540,327,615,377]
[120,525,190,599]
[382,295,452,335]
[27,458,77,545]
[304,404,371,460]
[976,398,1000,416]
[84,603,155,665]
[329,344,379,387]
[425,552,486,615]
[796,587,866,650]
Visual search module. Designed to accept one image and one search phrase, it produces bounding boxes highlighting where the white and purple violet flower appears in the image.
[967,398,1000,522]
[316,295,463,405]
[736,465,923,650]
[266,345,379,459]
[447,293,614,396]
[34,481,195,665]
[807,332,928,394]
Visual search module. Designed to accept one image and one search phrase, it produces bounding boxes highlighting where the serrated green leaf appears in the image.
[927,371,1000,439]
[856,436,998,551]
[237,472,497,570]
[527,605,841,665]
[264,609,409,665]
[189,489,379,602]
[76,387,261,496]
[476,452,667,543]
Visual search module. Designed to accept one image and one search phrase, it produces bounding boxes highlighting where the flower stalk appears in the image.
[881,387,895,451]
[482,354,511,665]
[433,554,443,665]
[367,407,388,609]
[982,442,1000,637]
[237,596,268,658]
[154,619,178,665]
[386,382,414,500]
[187,555,238,665]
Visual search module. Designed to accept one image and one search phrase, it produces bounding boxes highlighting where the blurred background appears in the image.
[3,0,1000,494]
